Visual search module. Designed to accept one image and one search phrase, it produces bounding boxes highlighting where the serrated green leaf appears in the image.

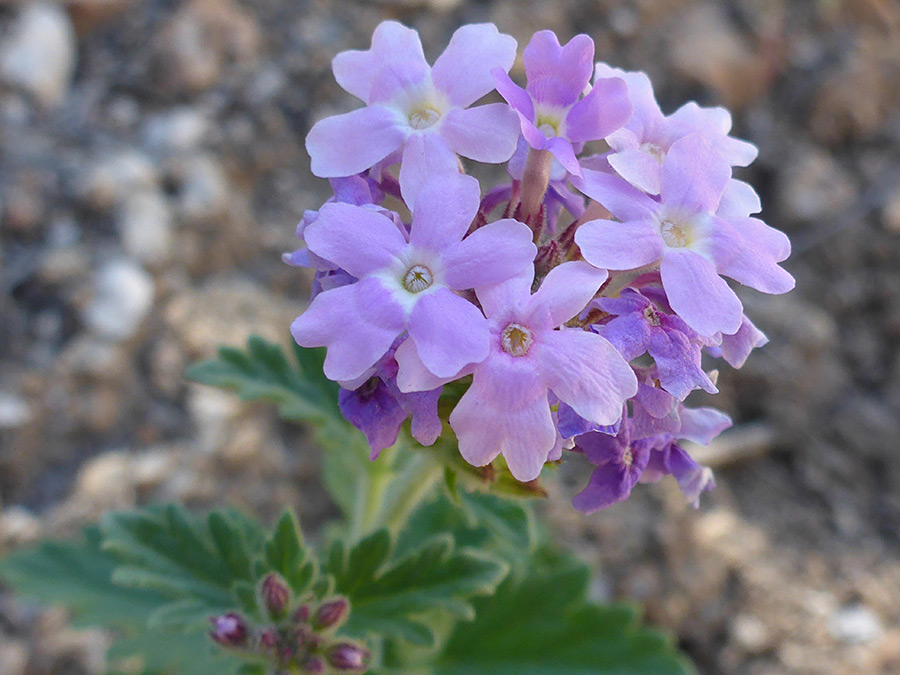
[262,510,315,594]
[107,626,240,675]
[376,549,693,675]
[326,530,507,648]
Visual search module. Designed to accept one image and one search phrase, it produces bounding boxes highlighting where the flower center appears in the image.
[660,219,690,248]
[501,323,533,357]
[640,142,666,164]
[402,265,433,293]
[536,114,560,138]
[622,446,634,468]
[408,107,441,130]
[642,304,661,327]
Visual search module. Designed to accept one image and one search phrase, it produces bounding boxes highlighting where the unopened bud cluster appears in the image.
[209,574,368,674]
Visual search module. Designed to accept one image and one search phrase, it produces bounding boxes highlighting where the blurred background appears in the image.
[0,0,899,673]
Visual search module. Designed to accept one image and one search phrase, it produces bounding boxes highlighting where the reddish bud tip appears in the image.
[293,603,311,623]
[314,597,349,630]
[327,642,370,672]
[209,612,247,647]
[261,573,291,618]
[302,657,326,674]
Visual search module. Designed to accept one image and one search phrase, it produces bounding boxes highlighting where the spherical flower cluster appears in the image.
[288,22,794,512]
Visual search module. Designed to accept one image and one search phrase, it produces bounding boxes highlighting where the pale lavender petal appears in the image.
[717,179,761,219]
[660,134,731,212]
[442,218,536,290]
[525,261,608,328]
[307,106,407,178]
[607,148,663,195]
[575,218,664,271]
[404,386,443,447]
[594,63,662,138]
[565,77,632,142]
[398,131,461,207]
[718,315,768,368]
[711,219,795,295]
[394,338,463,393]
[291,277,406,381]
[450,357,555,481]
[432,23,517,107]
[408,288,490,377]
[677,406,732,445]
[492,67,535,120]
[409,173,480,252]
[304,203,405,277]
[523,31,594,107]
[572,461,632,513]
[572,168,659,221]
[665,444,715,507]
[660,249,743,336]
[476,267,534,321]
[536,329,637,425]
[735,217,791,262]
[520,114,550,151]
[648,329,716,399]
[332,21,428,103]
[544,136,581,175]
[441,103,520,163]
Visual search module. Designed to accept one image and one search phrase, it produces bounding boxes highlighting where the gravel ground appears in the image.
[1,1,899,673]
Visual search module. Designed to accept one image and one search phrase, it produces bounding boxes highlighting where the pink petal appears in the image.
[660,249,742,336]
[525,261,608,329]
[717,179,761,218]
[307,106,407,178]
[536,329,637,425]
[565,77,632,143]
[409,173,481,252]
[291,278,406,381]
[398,132,460,207]
[395,337,464,393]
[332,21,429,104]
[432,24,517,108]
[572,168,659,221]
[575,218,664,271]
[407,288,491,378]
[450,356,555,481]
[441,103,520,164]
[442,219,536,290]
[607,147,664,194]
[660,134,731,213]
[305,203,406,277]
[710,218,794,294]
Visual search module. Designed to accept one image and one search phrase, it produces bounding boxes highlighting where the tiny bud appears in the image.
[209,612,247,647]
[259,628,279,651]
[293,604,311,623]
[302,656,326,674]
[314,597,349,630]
[261,573,291,618]
[327,643,370,672]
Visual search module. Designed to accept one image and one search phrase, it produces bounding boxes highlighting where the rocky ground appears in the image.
[1,0,899,673]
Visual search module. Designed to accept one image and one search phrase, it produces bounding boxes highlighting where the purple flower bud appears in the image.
[314,597,349,630]
[261,573,291,618]
[209,612,247,647]
[259,628,279,651]
[327,643,371,672]
[293,604,311,623]
[302,657,326,674]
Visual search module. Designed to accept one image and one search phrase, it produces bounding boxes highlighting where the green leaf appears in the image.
[378,549,693,675]
[325,529,507,648]
[261,510,316,595]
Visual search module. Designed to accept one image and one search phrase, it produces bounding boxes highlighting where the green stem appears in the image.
[381,454,444,532]
[349,445,395,541]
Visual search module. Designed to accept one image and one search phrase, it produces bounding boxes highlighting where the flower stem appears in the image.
[518,148,552,238]
[381,452,444,532]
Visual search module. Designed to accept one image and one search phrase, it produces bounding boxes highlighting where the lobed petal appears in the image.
[441,103,520,164]
[305,203,406,277]
[407,288,491,378]
[398,131,461,207]
[432,23,517,107]
[525,261,608,328]
[442,218,536,290]
[523,31,594,107]
[291,277,406,382]
[607,147,664,195]
[660,134,731,213]
[307,106,407,178]
[565,77,632,143]
[409,173,481,252]
[575,218,664,271]
[572,168,659,221]
[660,248,743,336]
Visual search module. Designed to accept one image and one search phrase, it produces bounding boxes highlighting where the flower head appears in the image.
[306,21,520,205]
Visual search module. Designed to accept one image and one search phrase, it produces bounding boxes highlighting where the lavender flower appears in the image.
[306,21,520,205]
[291,173,536,382]
[397,262,637,481]
[594,62,758,195]
[493,31,631,176]
[574,134,794,336]
[594,288,717,400]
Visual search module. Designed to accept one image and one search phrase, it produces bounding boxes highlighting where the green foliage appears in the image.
[324,529,508,648]
[375,548,692,675]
